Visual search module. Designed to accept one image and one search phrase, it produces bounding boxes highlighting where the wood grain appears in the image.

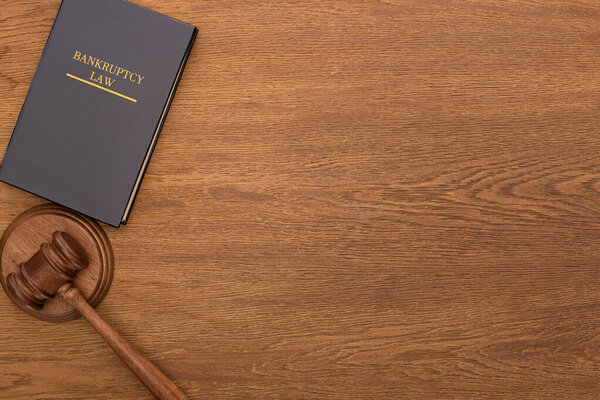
[1,0,600,398]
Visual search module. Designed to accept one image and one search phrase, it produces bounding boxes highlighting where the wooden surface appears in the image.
[0,0,599,398]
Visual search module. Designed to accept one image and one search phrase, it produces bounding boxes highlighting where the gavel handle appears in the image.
[58,284,188,400]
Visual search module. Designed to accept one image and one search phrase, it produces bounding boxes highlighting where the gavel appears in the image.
[6,231,188,400]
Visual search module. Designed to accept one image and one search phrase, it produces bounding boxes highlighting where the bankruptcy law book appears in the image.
[0,0,197,227]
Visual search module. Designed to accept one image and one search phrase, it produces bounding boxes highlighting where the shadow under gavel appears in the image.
[6,231,188,400]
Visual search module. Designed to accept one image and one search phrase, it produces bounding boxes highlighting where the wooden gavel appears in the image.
[6,231,188,400]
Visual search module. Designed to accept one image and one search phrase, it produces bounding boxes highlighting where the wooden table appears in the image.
[1,1,599,398]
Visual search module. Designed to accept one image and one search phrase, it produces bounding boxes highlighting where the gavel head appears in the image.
[6,231,89,312]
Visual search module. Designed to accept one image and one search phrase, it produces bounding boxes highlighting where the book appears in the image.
[0,0,197,227]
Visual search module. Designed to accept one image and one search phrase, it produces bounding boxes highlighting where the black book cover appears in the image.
[0,0,197,227]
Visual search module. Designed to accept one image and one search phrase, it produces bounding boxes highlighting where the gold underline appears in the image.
[66,73,137,103]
